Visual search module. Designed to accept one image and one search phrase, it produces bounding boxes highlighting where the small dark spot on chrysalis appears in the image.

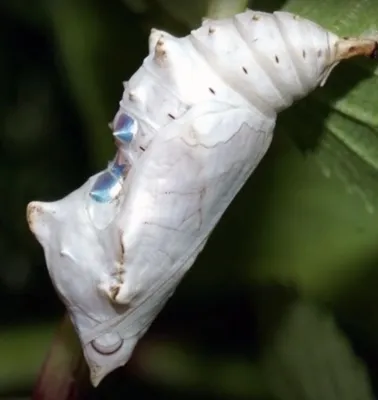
[252,15,260,21]
[349,46,356,52]
[242,66,248,74]
[209,87,216,95]
[168,113,175,119]
[343,36,350,40]
[208,26,215,34]
[302,50,306,59]
[317,49,322,58]
[370,42,378,59]
[139,146,145,151]
[275,55,279,63]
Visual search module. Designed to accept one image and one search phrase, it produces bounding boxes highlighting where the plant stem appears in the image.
[32,315,89,400]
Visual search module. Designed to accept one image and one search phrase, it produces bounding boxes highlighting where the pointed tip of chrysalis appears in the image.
[26,201,39,232]
[153,37,167,64]
[88,360,119,388]
[26,200,58,244]
[320,35,378,87]
[90,372,103,388]
[87,352,123,388]
[148,29,163,54]
[334,36,378,62]
[89,368,111,388]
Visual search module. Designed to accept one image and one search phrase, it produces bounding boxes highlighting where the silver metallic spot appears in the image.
[91,332,123,355]
[113,112,138,145]
[89,154,126,203]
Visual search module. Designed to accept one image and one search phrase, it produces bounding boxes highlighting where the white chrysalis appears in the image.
[26,9,377,386]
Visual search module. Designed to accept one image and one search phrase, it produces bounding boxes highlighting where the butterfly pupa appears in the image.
[27,9,378,386]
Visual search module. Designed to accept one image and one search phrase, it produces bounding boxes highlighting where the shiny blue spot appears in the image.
[113,113,137,144]
[110,161,126,178]
[90,162,126,203]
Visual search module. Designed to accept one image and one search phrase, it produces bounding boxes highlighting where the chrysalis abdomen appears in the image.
[192,11,339,111]
[121,9,339,146]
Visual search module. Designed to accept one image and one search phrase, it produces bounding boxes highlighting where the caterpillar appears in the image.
[26,9,378,386]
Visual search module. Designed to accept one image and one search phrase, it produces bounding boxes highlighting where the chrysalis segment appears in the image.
[89,154,126,203]
[273,12,333,92]
[190,16,280,115]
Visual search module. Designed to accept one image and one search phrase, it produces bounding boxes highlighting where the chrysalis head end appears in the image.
[334,37,378,62]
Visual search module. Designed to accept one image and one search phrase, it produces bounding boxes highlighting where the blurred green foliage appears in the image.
[2,0,378,398]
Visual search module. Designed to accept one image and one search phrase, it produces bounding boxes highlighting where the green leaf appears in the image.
[134,341,269,399]
[283,0,378,215]
[0,322,56,392]
[261,300,375,400]
[154,0,248,28]
[206,0,250,19]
